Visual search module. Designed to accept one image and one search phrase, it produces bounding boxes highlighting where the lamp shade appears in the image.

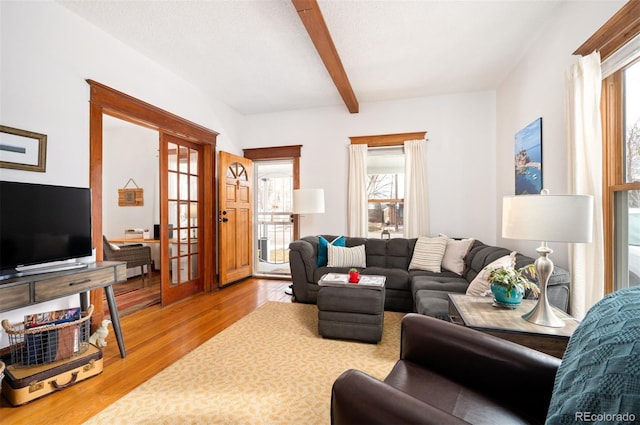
[502,194,593,243]
[293,189,325,214]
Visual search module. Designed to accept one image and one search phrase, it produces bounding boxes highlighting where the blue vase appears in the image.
[490,283,524,309]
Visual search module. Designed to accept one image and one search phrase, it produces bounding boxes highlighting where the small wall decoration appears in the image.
[0,125,47,172]
[118,178,144,206]
[514,117,542,195]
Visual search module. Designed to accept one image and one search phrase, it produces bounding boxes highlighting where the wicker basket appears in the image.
[1,305,93,368]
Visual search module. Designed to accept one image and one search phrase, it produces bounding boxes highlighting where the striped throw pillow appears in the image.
[408,236,448,272]
[327,244,366,268]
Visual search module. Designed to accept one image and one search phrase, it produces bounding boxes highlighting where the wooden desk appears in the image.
[0,261,128,358]
[109,237,159,244]
[448,294,580,358]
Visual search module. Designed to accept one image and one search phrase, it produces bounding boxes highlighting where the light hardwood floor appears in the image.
[0,278,292,425]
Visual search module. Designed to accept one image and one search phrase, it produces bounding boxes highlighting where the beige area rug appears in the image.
[84,301,405,425]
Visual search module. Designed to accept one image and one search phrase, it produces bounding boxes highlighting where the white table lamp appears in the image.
[293,189,325,214]
[502,191,593,327]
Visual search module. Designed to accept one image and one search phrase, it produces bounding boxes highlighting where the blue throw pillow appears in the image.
[317,236,345,267]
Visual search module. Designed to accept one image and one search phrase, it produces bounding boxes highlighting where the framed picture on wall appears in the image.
[0,125,47,172]
[514,117,542,195]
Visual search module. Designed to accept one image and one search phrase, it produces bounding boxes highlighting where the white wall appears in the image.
[103,117,160,239]
[0,1,244,347]
[242,91,497,243]
[495,0,624,269]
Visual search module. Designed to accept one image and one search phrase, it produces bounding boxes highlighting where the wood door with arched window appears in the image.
[218,151,253,286]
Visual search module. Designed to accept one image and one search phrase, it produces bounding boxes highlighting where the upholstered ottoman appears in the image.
[317,284,385,344]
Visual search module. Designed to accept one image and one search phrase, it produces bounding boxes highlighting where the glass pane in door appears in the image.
[167,142,200,285]
[254,160,293,276]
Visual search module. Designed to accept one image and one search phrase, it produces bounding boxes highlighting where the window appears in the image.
[349,131,427,238]
[623,61,640,185]
[367,147,404,238]
[603,48,640,292]
[575,0,640,294]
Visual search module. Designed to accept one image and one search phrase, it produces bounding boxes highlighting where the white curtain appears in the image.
[403,139,429,238]
[565,51,604,319]
[347,144,368,237]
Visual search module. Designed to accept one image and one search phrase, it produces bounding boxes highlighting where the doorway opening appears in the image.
[88,79,217,327]
[254,159,293,277]
[102,115,161,316]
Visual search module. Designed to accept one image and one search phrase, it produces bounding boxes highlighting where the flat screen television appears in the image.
[0,181,93,280]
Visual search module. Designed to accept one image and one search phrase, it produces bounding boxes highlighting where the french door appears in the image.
[161,133,203,303]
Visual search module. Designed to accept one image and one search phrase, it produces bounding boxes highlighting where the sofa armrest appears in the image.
[331,369,469,425]
[400,313,560,422]
[289,239,315,261]
[288,239,317,302]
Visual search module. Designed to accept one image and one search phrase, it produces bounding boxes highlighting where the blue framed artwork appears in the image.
[514,117,542,195]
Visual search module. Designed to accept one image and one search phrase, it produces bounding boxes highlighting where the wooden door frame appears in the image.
[87,80,218,326]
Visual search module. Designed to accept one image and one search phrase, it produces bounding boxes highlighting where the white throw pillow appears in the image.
[440,236,475,275]
[327,244,366,268]
[109,243,121,251]
[466,252,516,296]
[408,236,448,273]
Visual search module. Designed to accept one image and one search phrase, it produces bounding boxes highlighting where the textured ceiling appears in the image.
[58,0,565,115]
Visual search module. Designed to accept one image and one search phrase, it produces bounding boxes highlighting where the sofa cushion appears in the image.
[463,242,513,283]
[385,360,532,424]
[440,236,475,275]
[414,292,451,319]
[328,244,366,268]
[363,267,410,291]
[409,236,448,272]
[411,275,470,296]
[317,236,345,267]
[363,238,417,269]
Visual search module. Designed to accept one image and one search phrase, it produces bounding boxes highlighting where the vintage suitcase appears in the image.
[1,344,103,406]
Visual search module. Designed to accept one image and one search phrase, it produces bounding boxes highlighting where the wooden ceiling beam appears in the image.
[292,0,359,113]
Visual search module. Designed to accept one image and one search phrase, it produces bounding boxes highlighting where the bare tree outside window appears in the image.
[367,174,404,238]
[366,146,405,238]
[626,60,640,208]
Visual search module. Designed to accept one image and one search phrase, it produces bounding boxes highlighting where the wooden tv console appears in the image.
[0,261,128,358]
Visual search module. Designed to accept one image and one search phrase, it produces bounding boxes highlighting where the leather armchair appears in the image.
[331,313,561,424]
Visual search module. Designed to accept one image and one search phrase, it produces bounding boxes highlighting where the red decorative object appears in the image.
[349,270,360,283]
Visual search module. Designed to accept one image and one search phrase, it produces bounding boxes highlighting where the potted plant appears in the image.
[348,268,360,283]
[486,263,539,308]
